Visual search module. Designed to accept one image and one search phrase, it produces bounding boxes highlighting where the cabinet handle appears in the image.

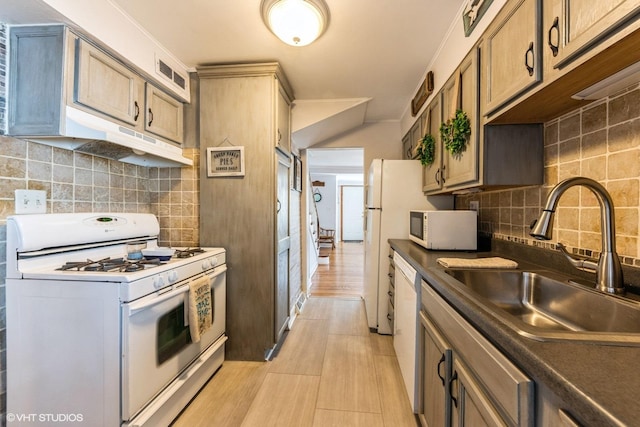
[548,17,560,57]
[525,42,535,76]
[435,168,440,185]
[449,370,459,408]
[277,199,281,213]
[277,129,282,143]
[134,101,140,122]
[441,165,446,184]
[148,108,154,127]
[387,314,393,321]
[437,353,446,386]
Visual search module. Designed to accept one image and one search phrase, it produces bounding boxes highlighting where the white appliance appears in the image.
[6,213,226,427]
[364,159,452,334]
[409,210,478,250]
[393,252,418,412]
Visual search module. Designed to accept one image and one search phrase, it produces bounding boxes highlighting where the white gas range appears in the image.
[6,213,226,426]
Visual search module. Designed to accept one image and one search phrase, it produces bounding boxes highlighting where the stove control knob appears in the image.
[210,256,218,267]
[202,259,211,270]
[168,270,179,283]
[153,275,166,289]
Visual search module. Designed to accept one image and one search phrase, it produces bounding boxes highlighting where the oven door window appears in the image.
[157,302,192,365]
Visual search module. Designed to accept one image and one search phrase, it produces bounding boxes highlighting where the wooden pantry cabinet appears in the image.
[198,63,294,361]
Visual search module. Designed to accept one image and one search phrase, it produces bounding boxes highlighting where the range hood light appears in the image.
[572,61,640,100]
[132,149,146,156]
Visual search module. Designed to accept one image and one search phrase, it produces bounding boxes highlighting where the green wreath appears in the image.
[415,133,436,166]
[440,109,471,157]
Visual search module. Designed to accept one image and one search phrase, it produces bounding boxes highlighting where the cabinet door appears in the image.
[145,84,184,144]
[276,86,291,154]
[420,311,451,427]
[402,133,412,160]
[75,38,142,126]
[451,359,508,427]
[422,96,443,193]
[484,0,541,116]
[442,50,480,189]
[275,153,290,343]
[550,0,640,68]
[409,119,422,159]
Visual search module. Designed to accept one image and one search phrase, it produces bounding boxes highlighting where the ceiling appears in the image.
[1,0,466,124]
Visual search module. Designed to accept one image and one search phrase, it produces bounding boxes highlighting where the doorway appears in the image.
[341,185,364,241]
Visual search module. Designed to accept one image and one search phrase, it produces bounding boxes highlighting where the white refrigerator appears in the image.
[364,159,452,334]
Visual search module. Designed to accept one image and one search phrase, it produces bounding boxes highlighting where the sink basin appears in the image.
[444,269,640,345]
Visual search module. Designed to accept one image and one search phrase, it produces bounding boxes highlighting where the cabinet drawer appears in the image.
[422,283,534,426]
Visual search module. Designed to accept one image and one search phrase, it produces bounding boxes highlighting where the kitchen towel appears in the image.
[187,275,213,343]
[437,257,518,269]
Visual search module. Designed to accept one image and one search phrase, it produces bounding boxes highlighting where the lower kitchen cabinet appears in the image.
[419,280,534,426]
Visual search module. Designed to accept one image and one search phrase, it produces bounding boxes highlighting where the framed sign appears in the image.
[463,0,493,36]
[206,146,245,177]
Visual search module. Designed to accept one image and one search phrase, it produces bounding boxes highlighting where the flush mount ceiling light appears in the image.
[261,0,330,47]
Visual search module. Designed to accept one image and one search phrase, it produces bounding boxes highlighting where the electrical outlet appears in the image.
[469,200,480,215]
[15,190,47,214]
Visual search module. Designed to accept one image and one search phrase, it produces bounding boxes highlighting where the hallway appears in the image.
[310,241,365,298]
[172,244,417,426]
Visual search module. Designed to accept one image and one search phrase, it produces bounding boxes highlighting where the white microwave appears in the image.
[409,210,477,250]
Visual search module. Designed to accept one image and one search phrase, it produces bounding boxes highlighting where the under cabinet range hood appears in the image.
[23,106,193,167]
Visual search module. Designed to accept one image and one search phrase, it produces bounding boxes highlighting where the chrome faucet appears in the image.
[530,177,625,295]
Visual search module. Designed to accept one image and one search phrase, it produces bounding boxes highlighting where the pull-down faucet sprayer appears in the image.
[530,177,625,295]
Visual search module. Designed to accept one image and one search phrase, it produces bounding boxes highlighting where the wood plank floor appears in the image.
[310,241,365,298]
[172,243,417,427]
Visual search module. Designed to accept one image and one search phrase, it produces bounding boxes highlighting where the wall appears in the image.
[311,173,338,232]
[458,83,640,268]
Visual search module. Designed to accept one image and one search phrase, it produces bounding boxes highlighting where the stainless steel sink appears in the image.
[445,269,640,345]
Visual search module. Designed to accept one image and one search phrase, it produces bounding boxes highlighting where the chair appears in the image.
[318,227,336,249]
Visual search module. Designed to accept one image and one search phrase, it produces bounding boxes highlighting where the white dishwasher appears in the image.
[393,251,418,412]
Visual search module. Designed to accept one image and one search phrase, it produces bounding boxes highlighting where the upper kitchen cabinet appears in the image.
[439,49,480,190]
[482,0,542,116]
[145,83,184,144]
[276,85,292,154]
[548,0,640,69]
[74,37,144,127]
[8,25,187,159]
[423,48,544,195]
[198,62,294,361]
[486,0,640,123]
[421,95,443,193]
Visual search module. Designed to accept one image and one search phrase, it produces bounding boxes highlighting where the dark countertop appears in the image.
[389,238,640,427]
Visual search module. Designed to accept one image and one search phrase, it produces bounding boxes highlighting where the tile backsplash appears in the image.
[458,83,640,267]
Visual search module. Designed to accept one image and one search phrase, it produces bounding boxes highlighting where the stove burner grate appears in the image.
[58,257,162,272]
[175,248,205,258]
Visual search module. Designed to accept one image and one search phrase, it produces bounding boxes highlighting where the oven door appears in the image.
[121,265,226,421]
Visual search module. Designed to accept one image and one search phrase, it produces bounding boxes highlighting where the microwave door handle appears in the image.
[127,285,190,316]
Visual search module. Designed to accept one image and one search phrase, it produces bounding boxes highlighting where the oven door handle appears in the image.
[126,265,227,316]
[127,285,190,316]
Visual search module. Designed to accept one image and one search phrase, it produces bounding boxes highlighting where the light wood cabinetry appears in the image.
[420,282,534,426]
[486,0,640,123]
[198,62,294,361]
[75,37,143,126]
[8,25,184,145]
[483,0,542,116]
[145,83,184,143]
[402,120,422,160]
[440,49,480,190]
[548,0,640,68]
[421,96,443,193]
